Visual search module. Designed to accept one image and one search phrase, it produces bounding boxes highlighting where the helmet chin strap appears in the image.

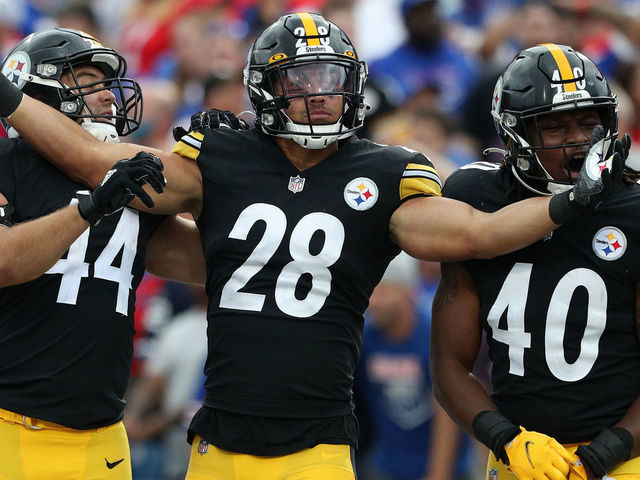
[81,119,119,143]
[280,105,353,150]
[80,104,119,143]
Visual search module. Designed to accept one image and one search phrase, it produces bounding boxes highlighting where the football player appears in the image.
[0,28,205,479]
[431,44,640,480]
[0,17,629,480]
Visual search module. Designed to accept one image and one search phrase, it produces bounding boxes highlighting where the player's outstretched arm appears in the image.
[0,75,201,216]
[391,134,626,262]
[0,154,164,286]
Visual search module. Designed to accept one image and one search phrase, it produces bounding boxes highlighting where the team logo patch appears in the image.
[2,51,30,89]
[288,175,305,193]
[592,226,626,261]
[197,439,210,455]
[343,177,378,211]
[488,468,498,480]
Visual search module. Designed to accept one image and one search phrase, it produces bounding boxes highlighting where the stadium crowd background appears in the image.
[2,0,640,478]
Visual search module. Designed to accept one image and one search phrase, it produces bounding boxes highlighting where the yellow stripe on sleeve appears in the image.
[400,177,442,200]
[298,12,320,46]
[171,131,204,161]
[400,163,442,200]
[541,43,577,92]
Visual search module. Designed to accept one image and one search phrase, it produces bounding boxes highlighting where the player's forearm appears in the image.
[432,364,495,436]
[471,196,557,259]
[8,95,111,187]
[0,205,88,286]
[392,196,556,261]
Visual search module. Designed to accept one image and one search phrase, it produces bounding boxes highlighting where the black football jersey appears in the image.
[443,162,640,443]
[0,138,166,429]
[172,129,441,453]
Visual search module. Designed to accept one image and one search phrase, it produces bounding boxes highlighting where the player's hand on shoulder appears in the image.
[172,108,249,141]
[549,126,629,224]
[77,151,166,225]
[504,427,573,480]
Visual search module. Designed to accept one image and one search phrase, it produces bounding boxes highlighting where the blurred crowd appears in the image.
[3,0,640,478]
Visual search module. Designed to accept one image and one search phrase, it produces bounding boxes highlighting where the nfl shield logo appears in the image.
[488,468,498,480]
[288,175,305,193]
[197,439,209,455]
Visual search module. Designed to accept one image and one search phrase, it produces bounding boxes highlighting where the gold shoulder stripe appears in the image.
[400,177,442,200]
[171,131,204,160]
[541,43,576,92]
[171,141,199,161]
[297,12,320,46]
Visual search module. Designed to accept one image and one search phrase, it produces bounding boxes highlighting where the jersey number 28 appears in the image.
[219,203,345,318]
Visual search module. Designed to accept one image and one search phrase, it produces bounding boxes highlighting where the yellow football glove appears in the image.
[504,427,573,480]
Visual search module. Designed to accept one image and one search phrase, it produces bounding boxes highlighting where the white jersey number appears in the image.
[219,203,345,318]
[46,208,139,315]
[487,262,606,382]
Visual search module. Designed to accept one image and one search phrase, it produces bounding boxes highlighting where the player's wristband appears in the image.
[472,410,521,464]
[76,190,102,226]
[548,190,588,225]
[0,202,15,227]
[576,427,633,478]
[0,73,23,118]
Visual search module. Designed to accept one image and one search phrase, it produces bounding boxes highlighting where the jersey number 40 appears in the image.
[488,262,606,382]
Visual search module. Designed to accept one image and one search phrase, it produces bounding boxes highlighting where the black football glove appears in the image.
[549,125,628,224]
[77,152,166,225]
[172,108,249,141]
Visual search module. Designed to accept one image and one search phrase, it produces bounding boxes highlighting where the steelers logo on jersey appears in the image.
[592,226,626,261]
[343,177,378,211]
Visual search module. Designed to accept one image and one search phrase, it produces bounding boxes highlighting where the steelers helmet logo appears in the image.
[2,51,30,89]
[344,177,378,211]
[592,226,626,261]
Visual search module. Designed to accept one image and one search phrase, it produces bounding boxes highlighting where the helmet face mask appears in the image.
[244,13,368,149]
[492,44,618,195]
[1,28,142,141]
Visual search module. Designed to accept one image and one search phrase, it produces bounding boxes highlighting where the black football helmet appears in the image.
[243,12,368,149]
[491,43,618,195]
[1,28,142,141]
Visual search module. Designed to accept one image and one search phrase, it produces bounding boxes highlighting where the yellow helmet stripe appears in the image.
[541,43,577,92]
[297,12,320,46]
